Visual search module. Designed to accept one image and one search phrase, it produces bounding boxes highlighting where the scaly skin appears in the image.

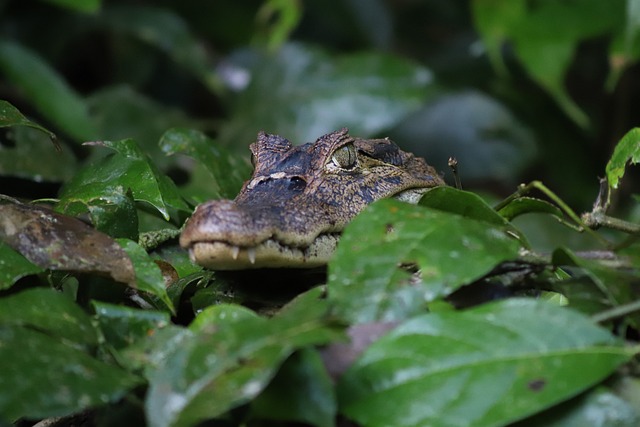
[180,128,443,269]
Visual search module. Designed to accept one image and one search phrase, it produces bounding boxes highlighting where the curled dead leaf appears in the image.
[0,201,135,284]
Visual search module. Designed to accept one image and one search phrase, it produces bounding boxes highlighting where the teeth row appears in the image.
[230,246,257,264]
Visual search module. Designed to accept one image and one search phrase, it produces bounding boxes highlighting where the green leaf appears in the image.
[420,186,508,226]
[472,0,624,127]
[160,128,251,200]
[41,0,101,13]
[328,199,522,323]
[101,5,215,90]
[0,126,77,182]
[0,288,97,346]
[0,40,96,142]
[143,302,339,427]
[0,325,139,420]
[58,185,138,239]
[0,242,42,290]
[117,238,173,312]
[605,127,640,189]
[251,348,336,427]
[0,99,55,139]
[92,301,170,350]
[497,197,564,221]
[338,299,632,427]
[218,43,434,146]
[60,139,189,221]
[515,387,640,427]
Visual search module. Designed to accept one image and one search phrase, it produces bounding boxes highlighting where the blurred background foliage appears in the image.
[1,0,639,220]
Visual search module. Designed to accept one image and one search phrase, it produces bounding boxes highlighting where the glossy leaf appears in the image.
[0,100,55,139]
[515,387,640,427]
[92,301,170,350]
[420,186,508,226]
[0,40,96,142]
[143,302,339,427]
[338,299,632,427]
[605,127,640,189]
[58,184,138,239]
[218,43,434,146]
[0,288,97,346]
[117,238,173,312]
[60,139,189,221]
[0,325,139,420]
[328,199,522,323]
[160,128,251,200]
[0,242,42,290]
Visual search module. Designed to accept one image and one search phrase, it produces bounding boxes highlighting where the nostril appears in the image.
[288,177,306,191]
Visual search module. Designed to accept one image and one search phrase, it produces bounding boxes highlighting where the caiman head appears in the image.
[180,128,444,269]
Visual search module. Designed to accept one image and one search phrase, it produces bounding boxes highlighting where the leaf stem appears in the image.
[592,299,640,324]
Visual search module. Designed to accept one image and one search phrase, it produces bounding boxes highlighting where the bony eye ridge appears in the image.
[331,143,357,169]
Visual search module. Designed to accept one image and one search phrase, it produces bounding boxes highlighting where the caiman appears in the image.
[180,128,443,269]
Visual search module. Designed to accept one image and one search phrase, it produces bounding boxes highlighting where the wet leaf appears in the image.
[338,299,632,427]
[251,348,336,427]
[0,325,140,420]
[58,184,138,240]
[143,303,339,427]
[328,199,522,323]
[60,138,189,221]
[0,99,55,139]
[218,43,434,146]
[117,238,173,312]
[160,127,251,200]
[605,127,640,189]
[515,387,640,427]
[0,288,97,346]
[0,242,42,290]
[0,202,135,284]
[0,41,96,142]
[92,301,170,350]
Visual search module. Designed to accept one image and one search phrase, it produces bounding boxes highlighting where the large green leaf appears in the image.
[0,40,96,142]
[0,325,139,420]
[0,288,97,346]
[328,199,522,323]
[59,138,189,221]
[605,127,640,189]
[338,299,632,427]
[160,128,251,200]
[0,242,42,290]
[472,0,624,127]
[218,43,434,147]
[142,299,338,427]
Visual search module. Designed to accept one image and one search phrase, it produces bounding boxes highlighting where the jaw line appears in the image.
[188,233,341,270]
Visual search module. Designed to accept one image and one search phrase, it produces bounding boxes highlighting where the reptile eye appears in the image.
[331,143,357,169]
